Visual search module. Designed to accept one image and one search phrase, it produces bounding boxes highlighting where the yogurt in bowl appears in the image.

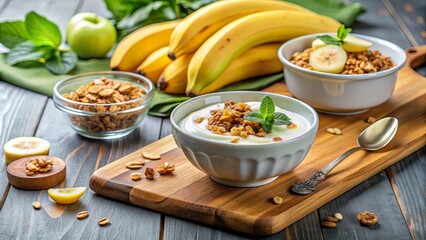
[170,91,319,187]
[179,101,310,144]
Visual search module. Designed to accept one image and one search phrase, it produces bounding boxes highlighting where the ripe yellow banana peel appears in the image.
[110,20,180,72]
[168,0,313,60]
[199,43,283,95]
[186,10,340,96]
[136,46,172,85]
[158,54,194,94]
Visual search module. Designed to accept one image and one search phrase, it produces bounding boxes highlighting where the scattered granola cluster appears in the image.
[290,48,394,74]
[62,77,147,132]
[127,152,176,181]
[203,101,266,138]
[25,156,53,176]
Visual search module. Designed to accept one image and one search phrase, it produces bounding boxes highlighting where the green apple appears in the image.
[66,12,116,59]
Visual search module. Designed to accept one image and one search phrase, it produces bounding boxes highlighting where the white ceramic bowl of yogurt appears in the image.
[170,91,319,187]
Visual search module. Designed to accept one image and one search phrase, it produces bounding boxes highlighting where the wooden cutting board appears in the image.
[90,46,426,235]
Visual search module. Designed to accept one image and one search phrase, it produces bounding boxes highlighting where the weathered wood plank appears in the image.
[320,172,411,239]
[0,82,46,208]
[0,0,163,238]
[0,0,80,209]
[0,98,163,239]
[0,0,10,15]
[318,1,419,239]
[350,0,411,49]
[385,0,426,46]
[387,147,426,240]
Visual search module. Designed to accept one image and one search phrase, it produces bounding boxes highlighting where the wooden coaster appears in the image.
[7,156,66,190]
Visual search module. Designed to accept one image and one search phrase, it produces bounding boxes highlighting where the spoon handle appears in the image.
[291,146,363,195]
[321,146,363,175]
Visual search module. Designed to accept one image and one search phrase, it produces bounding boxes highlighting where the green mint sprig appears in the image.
[0,11,77,75]
[316,24,352,46]
[243,96,292,133]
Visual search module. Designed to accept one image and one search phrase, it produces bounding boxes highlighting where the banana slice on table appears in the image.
[309,45,347,74]
[48,187,87,204]
[4,137,50,164]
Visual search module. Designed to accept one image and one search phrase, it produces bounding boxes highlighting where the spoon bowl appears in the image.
[358,117,399,150]
[291,117,398,195]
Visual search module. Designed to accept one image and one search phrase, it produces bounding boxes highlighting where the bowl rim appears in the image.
[53,71,155,108]
[170,91,319,148]
[278,33,407,80]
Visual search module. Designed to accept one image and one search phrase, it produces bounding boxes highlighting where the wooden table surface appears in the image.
[0,0,425,239]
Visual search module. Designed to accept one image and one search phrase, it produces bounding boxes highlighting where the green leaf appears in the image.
[317,35,341,45]
[25,11,62,47]
[260,119,273,133]
[260,96,275,118]
[45,50,77,75]
[117,1,166,30]
[243,112,264,123]
[273,112,292,125]
[0,21,30,49]
[5,41,50,65]
[281,0,365,26]
[337,24,352,41]
[104,0,151,22]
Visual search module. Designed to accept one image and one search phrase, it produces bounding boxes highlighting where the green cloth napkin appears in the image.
[0,54,110,96]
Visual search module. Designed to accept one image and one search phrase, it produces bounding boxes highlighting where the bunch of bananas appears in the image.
[110,0,340,96]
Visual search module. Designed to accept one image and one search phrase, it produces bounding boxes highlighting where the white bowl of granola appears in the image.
[278,33,406,115]
[170,91,318,187]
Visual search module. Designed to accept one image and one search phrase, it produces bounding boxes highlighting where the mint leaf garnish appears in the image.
[243,112,263,123]
[260,96,275,118]
[272,112,292,125]
[316,24,352,46]
[316,35,341,46]
[243,96,292,133]
[337,24,352,41]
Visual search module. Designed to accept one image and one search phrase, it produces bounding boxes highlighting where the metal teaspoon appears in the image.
[291,117,399,195]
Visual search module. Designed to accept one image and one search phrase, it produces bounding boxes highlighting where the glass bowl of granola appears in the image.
[53,71,154,139]
[278,33,406,115]
[170,91,319,187]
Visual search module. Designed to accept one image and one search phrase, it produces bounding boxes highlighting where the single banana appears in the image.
[158,54,194,94]
[136,46,172,85]
[199,43,282,95]
[110,20,180,72]
[186,10,340,96]
[168,0,312,60]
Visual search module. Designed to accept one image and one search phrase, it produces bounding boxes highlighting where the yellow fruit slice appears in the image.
[309,45,347,74]
[4,137,50,164]
[312,34,372,52]
[311,38,329,50]
[342,35,372,52]
[48,187,87,204]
